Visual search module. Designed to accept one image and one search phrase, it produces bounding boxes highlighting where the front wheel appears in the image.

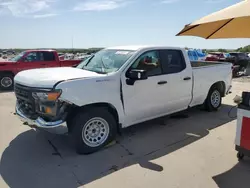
[0,73,14,91]
[70,107,117,154]
[205,86,222,111]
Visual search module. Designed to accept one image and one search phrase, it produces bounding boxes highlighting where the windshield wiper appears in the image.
[83,66,107,74]
[100,57,107,73]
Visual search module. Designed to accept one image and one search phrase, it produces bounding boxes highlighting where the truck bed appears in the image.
[190,61,231,68]
[189,60,232,107]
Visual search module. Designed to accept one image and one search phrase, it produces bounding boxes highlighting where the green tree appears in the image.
[237,45,250,52]
[218,49,227,53]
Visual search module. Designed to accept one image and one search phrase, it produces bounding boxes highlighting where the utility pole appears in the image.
[71,36,74,53]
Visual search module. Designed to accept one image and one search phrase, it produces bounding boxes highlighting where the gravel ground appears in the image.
[233,76,250,83]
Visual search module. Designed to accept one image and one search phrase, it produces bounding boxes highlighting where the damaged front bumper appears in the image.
[16,105,68,134]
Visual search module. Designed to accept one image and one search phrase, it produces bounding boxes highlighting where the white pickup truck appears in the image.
[14,46,232,154]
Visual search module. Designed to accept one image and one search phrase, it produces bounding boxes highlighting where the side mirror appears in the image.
[126,69,148,85]
[126,69,148,80]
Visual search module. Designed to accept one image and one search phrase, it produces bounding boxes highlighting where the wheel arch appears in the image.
[66,102,120,133]
[209,81,226,97]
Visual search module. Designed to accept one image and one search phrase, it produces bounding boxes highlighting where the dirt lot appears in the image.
[0,80,250,188]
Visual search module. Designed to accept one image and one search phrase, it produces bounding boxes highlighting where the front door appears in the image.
[17,52,47,72]
[121,50,170,126]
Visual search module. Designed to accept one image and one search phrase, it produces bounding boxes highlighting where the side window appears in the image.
[130,50,161,77]
[160,50,186,74]
[24,52,43,62]
[42,52,56,61]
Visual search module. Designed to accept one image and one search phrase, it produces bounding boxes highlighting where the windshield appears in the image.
[11,51,25,62]
[77,49,135,73]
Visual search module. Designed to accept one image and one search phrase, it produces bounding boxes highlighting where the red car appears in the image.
[205,52,227,62]
[205,52,241,77]
[0,50,82,90]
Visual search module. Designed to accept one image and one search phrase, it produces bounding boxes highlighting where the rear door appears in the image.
[41,51,59,68]
[159,49,193,113]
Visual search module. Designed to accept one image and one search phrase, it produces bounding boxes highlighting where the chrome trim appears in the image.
[16,105,68,134]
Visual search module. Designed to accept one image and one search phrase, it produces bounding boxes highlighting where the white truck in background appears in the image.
[14,46,232,154]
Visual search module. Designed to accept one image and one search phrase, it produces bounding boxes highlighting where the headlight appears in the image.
[32,90,62,101]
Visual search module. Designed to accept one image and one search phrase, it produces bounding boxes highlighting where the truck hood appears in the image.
[14,67,104,88]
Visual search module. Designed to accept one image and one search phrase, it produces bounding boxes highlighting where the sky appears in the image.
[0,0,250,49]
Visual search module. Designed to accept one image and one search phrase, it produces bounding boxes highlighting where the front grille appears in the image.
[15,84,30,101]
[15,84,36,118]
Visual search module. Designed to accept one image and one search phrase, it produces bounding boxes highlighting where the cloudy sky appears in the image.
[0,0,249,49]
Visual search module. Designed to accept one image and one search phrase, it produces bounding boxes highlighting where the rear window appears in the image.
[42,52,56,61]
[160,50,186,74]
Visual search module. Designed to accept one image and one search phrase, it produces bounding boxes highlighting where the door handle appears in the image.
[183,77,191,81]
[41,64,46,66]
[158,81,168,85]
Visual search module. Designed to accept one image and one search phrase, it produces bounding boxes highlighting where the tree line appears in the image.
[2,45,250,54]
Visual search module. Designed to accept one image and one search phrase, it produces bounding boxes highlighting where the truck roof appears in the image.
[25,49,56,52]
[107,45,182,51]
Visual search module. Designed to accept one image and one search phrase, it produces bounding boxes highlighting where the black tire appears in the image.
[237,152,244,161]
[205,86,222,112]
[70,107,117,154]
[0,73,14,91]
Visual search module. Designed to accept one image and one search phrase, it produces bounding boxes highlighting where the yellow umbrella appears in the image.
[177,0,250,39]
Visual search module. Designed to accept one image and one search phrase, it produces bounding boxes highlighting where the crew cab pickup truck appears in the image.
[0,50,81,90]
[14,46,232,154]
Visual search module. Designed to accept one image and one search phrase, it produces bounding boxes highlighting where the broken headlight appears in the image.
[32,90,62,116]
[32,90,62,101]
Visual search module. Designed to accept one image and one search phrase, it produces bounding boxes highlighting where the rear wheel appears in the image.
[70,107,117,154]
[205,86,222,111]
[0,73,14,91]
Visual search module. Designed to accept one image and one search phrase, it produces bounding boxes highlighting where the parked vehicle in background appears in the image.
[77,54,91,61]
[229,52,250,70]
[187,49,199,61]
[64,53,74,60]
[205,52,240,77]
[187,49,206,61]
[58,53,64,57]
[0,50,82,90]
[14,45,232,154]
[205,52,228,62]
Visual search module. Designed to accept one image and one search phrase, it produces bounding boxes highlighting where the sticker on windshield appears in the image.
[115,51,130,55]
